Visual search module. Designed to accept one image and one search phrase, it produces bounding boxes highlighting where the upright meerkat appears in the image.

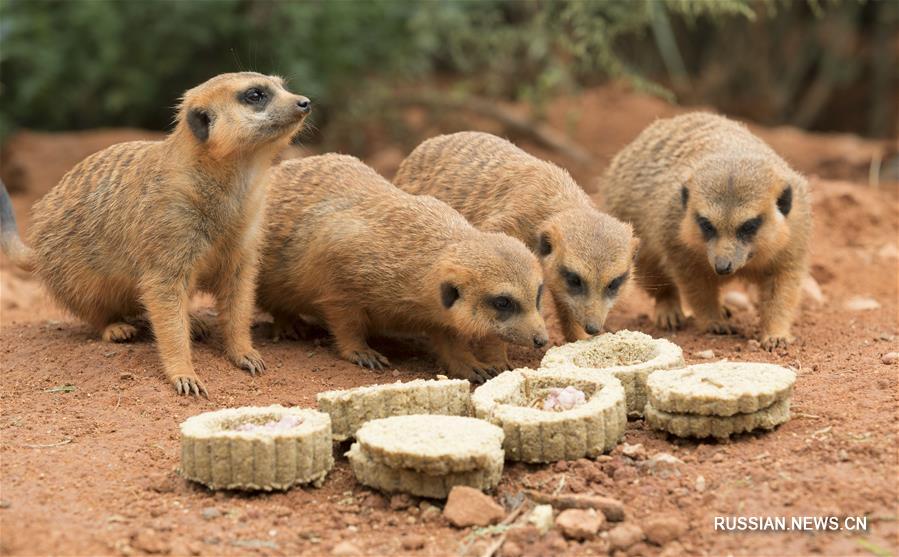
[0,72,311,395]
[257,154,548,382]
[602,112,811,350]
[393,132,638,343]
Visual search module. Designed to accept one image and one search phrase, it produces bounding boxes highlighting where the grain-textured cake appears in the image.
[541,330,684,416]
[179,405,333,491]
[646,362,795,416]
[644,397,791,439]
[347,415,504,498]
[317,377,471,441]
[471,367,626,462]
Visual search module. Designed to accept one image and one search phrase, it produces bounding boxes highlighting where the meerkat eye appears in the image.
[777,186,793,216]
[561,268,585,295]
[243,88,267,104]
[492,296,512,311]
[695,215,717,240]
[606,272,629,297]
[737,216,763,242]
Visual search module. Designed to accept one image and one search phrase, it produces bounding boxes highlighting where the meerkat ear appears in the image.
[538,232,552,256]
[629,236,641,261]
[440,282,460,309]
[187,108,211,142]
[776,185,793,216]
[680,185,689,209]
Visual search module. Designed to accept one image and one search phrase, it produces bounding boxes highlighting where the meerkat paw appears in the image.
[760,334,793,351]
[171,372,208,397]
[706,321,740,335]
[272,317,313,342]
[481,357,512,372]
[189,312,215,342]
[654,300,686,330]
[444,359,498,385]
[102,322,140,343]
[229,348,267,376]
[346,348,390,371]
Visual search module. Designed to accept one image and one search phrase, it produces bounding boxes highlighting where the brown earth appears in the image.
[1,85,897,557]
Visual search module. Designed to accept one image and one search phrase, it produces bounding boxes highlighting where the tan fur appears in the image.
[602,112,811,350]
[393,131,638,342]
[4,72,310,394]
[257,154,548,382]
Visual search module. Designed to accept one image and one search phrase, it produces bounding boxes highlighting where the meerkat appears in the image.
[256,154,548,382]
[393,132,638,343]
[602,112,811,350]
[0,72,311,395]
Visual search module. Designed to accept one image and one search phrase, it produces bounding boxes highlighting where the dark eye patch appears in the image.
[538,233,552,256]
[489,295,521,320]
[536,284,544,308]
[560,267,585,295]
[605,271,629,297]
[238,85,272,109]
[737,216,763,242]
[695,214,717,241]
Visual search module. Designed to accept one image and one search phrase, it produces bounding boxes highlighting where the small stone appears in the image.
[130,529,170,555]
[881,352,898,365]
[389,494,414,511]
[608,523,644,550]
[201,507,220,520]
[878,243,898,260]
[0,501,10,509]
[645,453,684,477]
[419,501,441,523]
[401,535,426,550]
[362,493,388,510]
[802,276,825,304]
[659,541,685,557]
[555,508,603,540]
[528,504,554,534]
[694,475,706,492]
[443,486,504,528]
[695,349,715,359]
[642,514,688,546]
[723,291,752,311]
[331,541,362,556]
[838,449,850,462]
[845,296,880,311]
[711,452,724,462]
[621,443,646,460]
[747,339,761,350]
[505,525,540,547]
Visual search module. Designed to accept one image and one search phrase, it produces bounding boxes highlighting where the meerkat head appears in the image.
[679,157,799,276]
[434,234,548,349]
[536,208,638,337]
[176,72,311,159]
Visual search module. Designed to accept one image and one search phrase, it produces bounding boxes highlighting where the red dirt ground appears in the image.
[1,85,897,557]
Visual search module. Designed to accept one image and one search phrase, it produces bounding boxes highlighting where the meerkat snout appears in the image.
[296,97,312,112]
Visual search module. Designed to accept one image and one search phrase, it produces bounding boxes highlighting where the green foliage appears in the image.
[0,0,756,142]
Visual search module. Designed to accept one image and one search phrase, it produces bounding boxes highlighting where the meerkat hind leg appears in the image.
[636,252,685,330]
[321,304,389,370]
[101,322,140,343]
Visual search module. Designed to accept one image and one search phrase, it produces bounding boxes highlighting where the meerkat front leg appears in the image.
[270,311,315,342]
[430,333,496,383]
[215,248,266,376]
[676,271,737,335]
[636,250,685,330]
[553,296,589,343]
[320,303,389,370]
[142,281,207,396]
[757,267,803,350]
[474,338,511,371]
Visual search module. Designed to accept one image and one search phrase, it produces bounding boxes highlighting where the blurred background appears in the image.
[0,0,896,193]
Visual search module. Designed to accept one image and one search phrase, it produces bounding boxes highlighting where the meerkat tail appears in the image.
[0,180,36,272]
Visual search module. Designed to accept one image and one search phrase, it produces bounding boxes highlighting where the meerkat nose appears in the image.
[296,97,312,113]
[584,323,600,335]
[533,334,548,348]
[714,259,734,275]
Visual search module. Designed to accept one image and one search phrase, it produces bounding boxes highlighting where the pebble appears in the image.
[419,502,441,523]
[130,529,170,555]
[528,504,554,534]
[694,475,706,492]
[621,443,647,460]
[401,535,426,550]
[881,352,898,365]
[845,296,880,311]
[443,486,504,527]
[501,541,523,557]
[642,514,688,546]
[200,507,221,520]
[608,523,644,550]
[389,494,414,511]
[555,508,602,540]
[878,243,898,260]
[645,453,684,477]
[695,349,716,359]
[659,541,685,557]
[331,541,362,556]
[747,339,761,350]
